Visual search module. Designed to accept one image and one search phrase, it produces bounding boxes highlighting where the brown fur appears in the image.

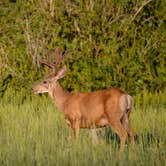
[32,67,135,150]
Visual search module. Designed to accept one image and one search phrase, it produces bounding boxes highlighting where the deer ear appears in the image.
[55,65,67,80]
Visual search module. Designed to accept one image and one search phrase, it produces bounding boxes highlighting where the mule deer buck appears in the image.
[32,48,135,150]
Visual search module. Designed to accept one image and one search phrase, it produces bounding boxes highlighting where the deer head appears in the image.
[32,48,66,94]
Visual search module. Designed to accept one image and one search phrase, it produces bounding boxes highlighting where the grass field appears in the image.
[0,90,165,166]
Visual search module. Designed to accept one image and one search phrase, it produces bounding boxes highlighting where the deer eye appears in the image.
[43,81,47,84]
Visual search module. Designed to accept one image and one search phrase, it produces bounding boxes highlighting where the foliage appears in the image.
[0,0,166,96]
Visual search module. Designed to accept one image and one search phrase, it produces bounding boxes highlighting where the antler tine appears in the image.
[39,49,55,71]
[55,48,65,67]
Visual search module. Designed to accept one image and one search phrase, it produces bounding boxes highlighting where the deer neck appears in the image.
[49,82,69,111]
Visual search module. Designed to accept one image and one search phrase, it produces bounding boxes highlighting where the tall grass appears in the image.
[0,90,165,166]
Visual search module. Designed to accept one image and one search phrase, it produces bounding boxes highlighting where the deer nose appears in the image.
[31,88,36,94]
[31,88,34,93]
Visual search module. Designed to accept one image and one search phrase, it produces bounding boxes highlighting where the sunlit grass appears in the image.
[0,91,165,166]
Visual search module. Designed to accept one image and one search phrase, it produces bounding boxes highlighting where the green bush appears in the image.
[0,0,165,96]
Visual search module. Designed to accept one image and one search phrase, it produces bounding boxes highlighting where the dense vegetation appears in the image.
[0,0,165,96]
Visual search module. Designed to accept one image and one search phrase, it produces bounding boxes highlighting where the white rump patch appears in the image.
[119,94,133,112]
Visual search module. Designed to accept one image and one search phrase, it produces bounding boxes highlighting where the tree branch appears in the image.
[132,0,153,22]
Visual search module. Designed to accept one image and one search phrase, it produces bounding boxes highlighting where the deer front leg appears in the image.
[72,119,80,139]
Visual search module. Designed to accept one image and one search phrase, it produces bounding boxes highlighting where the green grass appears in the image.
[0,91,166,166]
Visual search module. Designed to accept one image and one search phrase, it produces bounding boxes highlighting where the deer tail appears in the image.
[119,94,133,113]
[126,95,133,111]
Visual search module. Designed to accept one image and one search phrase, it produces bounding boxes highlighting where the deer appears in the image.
[32,48,135,150]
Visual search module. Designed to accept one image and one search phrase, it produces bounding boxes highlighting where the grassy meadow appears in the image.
[0,90,165,166]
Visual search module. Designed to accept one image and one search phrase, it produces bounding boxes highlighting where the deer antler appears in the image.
[55,48,66,67]
[39,50,54,68]
[39,48,66,76]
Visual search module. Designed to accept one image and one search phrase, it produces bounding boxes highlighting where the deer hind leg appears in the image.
[72,119,80,140]
[121,111,135,145]
[109,120,127,150]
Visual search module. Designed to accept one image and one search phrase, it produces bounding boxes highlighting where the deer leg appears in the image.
[72,119,80,139]
[121,112,135,145]
[109,121,127,150]
[90,129,99,144]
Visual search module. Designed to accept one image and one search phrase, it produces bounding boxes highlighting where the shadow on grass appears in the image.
[97,127,140,146]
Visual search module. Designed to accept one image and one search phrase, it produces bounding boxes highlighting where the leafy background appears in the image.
[0,0,166,96]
